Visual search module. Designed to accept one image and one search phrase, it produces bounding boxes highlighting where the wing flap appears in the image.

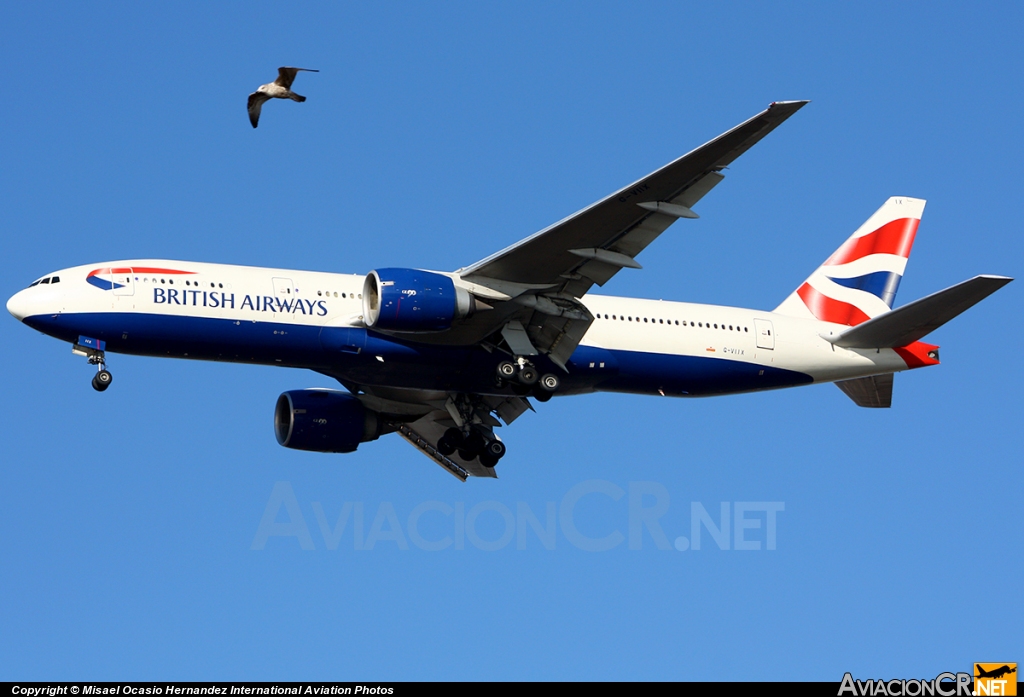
[826,275,1012,348]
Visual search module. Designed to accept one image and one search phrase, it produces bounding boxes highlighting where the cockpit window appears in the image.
[40,278,51,284]
[50,276,60,283]
[29,280,40,287]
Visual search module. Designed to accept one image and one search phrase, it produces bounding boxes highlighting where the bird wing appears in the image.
[247,92,268,128]
[274,66,318,89]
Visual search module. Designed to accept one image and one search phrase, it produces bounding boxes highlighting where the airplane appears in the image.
[6,101,1012,480]
[976,665,1017,680]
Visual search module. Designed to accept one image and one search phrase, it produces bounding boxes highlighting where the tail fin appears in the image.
[774,197,925,325]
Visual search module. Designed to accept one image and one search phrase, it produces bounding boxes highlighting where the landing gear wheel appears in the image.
[518,366,539,385]
[457,449,478,462]
[479,452,499,469]
[92,370,112,392]
[484,439,506,459]
[532,388,552,403]
[539,373,560,392]
[462,430,485,457]
[437,436,456,456]
[496,361,517,380]
[438,427,463,456]
[443,427,465,446]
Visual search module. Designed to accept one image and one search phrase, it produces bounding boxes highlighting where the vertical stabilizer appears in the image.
[774,197,925,325]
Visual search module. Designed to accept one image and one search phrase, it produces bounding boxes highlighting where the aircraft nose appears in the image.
[7,289,31,321]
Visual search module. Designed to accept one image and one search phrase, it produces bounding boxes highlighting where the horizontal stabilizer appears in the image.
[836,374,893,408]
[825,275,1012,348]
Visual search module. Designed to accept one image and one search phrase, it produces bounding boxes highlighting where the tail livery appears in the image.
[775,197,924,325]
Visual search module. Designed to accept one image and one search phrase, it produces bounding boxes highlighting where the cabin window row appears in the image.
[141,277,226,289]
[596,314,749,332]
[317,291,360,299]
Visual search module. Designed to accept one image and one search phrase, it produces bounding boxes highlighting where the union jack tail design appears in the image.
[774,197,925,325]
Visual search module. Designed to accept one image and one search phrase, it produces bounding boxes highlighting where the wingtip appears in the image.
[768,100,811,114]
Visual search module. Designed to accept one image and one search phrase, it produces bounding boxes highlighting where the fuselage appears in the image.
[6,259,932,398]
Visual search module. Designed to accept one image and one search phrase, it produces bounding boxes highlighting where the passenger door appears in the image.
[754,319,775,350]
[111,267,135,296]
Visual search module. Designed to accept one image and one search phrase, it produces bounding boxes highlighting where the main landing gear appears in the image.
[437,426,507,469]
[496,358,560,402]
[72,338,113,392]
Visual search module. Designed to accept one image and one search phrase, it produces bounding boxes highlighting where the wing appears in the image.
[421,101,809,368]
[274,66,318,89]
[460,100,808,288]
[247,92,266,128]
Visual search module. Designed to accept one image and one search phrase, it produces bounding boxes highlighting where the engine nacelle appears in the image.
[274,389,381,453]
[362,268,474,332]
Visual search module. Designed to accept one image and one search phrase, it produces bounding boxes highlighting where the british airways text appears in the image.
[153,288,328,316]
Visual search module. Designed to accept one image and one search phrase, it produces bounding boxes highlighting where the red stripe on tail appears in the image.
[825,218,919,266]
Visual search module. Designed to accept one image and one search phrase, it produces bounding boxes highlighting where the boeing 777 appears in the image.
[6,101,1011,480]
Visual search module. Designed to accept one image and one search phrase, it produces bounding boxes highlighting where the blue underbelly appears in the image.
[22,312,812,396]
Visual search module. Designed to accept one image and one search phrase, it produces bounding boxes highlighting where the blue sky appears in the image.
[1,1,1020,681]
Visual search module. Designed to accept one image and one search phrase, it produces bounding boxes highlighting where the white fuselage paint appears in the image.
[7,259,921,390]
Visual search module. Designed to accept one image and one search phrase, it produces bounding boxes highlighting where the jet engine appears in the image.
[362,268,477,332]
[274,389,381,453]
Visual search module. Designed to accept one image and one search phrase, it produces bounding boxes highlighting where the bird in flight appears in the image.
[247,67,319,128]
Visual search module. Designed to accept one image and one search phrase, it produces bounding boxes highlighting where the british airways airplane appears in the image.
[6,101,1011,480]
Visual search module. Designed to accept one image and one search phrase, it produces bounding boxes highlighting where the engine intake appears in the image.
[363,268,475,332]
[274,389,381,453]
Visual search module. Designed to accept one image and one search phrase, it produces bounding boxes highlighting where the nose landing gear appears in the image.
[72,336,113,392]
[91,363,113,392]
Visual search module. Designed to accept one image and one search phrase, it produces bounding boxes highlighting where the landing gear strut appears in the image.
[73,338,112,392]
